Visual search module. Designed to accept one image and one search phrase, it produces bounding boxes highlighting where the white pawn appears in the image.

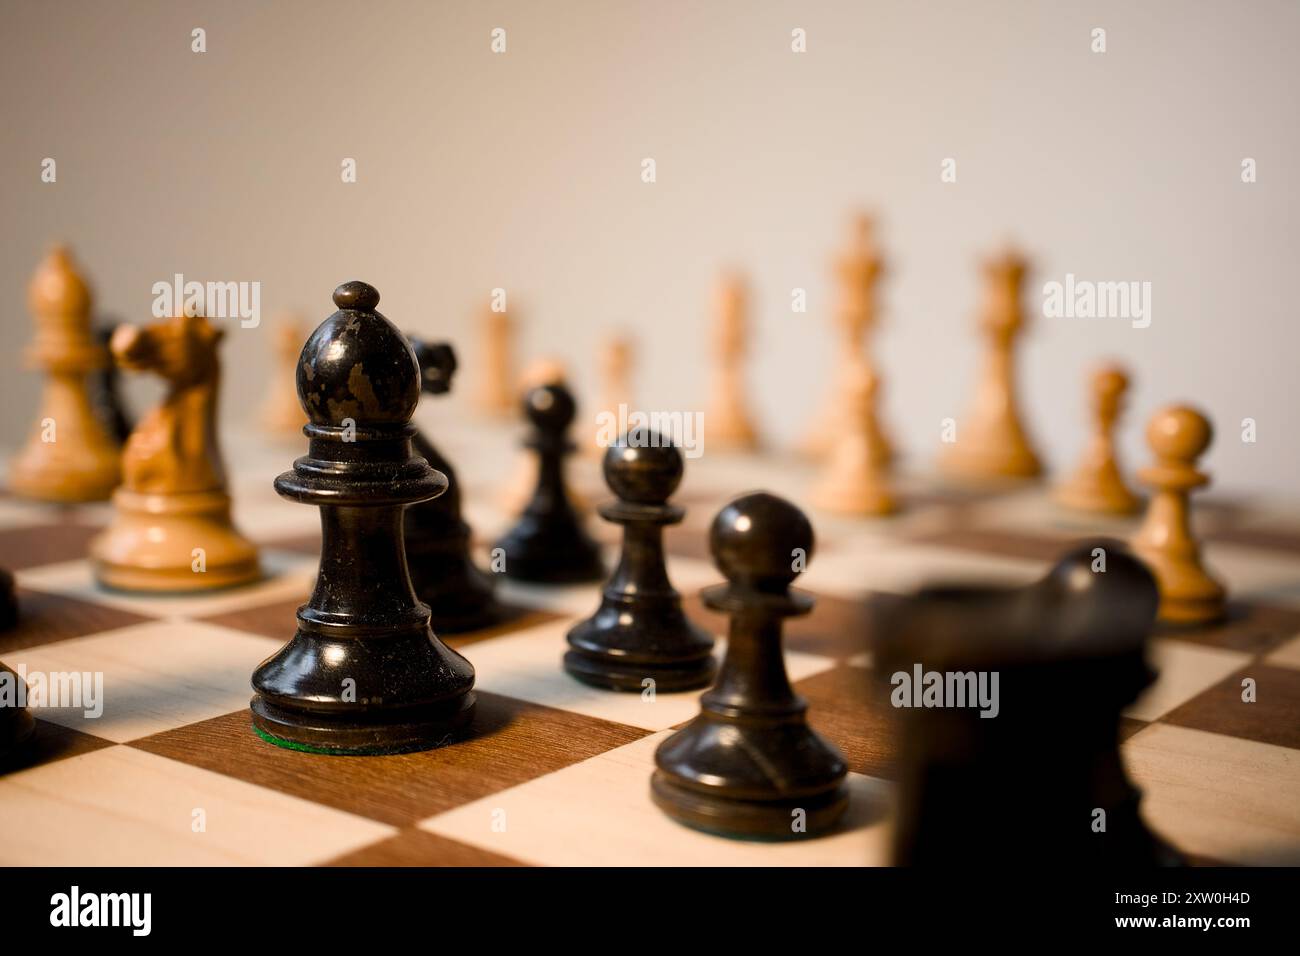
[810,362,896,516]
[1131,405,1226,624]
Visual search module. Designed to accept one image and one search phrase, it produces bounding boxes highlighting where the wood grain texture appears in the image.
[0,587,152,653]
[1152,602,1300,656]
[130,692,647,827]
[0,524,102,570]
[322,828,528,867]
[1161,665,1300,750]
[796,664,898,780]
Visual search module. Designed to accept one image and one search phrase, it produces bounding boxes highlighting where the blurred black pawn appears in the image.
[652,493,849,839]
[494,382,604,584]
[90,321,132,444]
[404,337,501,632]
[250,281,475,755]
[565,430,715,691]
[874,540,1182,866]
[1,567,35,761]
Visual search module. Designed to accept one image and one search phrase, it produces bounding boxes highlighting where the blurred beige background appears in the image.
[1,0,1296,493]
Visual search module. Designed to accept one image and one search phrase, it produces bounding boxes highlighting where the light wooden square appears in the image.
[420,731,892,866]
[0,746,394,866]
[8,619,281,742]
[1123,724,1300,865]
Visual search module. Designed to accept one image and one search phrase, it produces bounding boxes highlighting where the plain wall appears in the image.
[2,0,1296,494]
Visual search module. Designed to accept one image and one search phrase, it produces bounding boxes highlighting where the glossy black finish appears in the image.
[249,281,475,755]
[565,431,715,691]
[652,493,849,839]
[493,382,604,584]
[91,321,132,443]
[873,540,1183,866]
[403,337,501,633]
[0,568,35,762]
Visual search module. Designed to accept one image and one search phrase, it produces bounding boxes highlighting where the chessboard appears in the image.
[2,416,1299,868]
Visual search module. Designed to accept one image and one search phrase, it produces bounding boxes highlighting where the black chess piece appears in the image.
[250,281,476,755]
[873,540,1183,866]
[652,492,849,839]
[1,567,35,761]
[565,430,715,691]
[493,382,604,584]
[90,321,132,444]
[403,336,501,633]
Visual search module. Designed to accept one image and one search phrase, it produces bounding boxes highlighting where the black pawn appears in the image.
[1,568,35,761]
[403,337,501,633]
[91,321,132,444]
[494,382,604,584]
[874,540,1182,866]
[565,430,715,691]
[250,281,475,755]
[652,492,849,839]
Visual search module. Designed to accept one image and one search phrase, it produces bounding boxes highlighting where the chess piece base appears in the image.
[1055,473,1141,516]
[251,621,477,755]
[1055,486,1141,515]
[653,710,849,840]
[563,649,716,692]
[811,476,896,516]
[91,488,260,592]
[650,770,848,840]
[941,443,1042,482]
[802,429,893,465]
[1133,548,1226,625]
[1154,591,1227,625]
[565,594,716,691]
[495,517,604,584]
[251,693,475,756]
[9,438,119,503]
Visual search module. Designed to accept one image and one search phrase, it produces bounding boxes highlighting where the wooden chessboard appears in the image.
[2,417,1299,867]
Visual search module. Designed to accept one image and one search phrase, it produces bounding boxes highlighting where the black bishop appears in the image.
[250,281,475,755]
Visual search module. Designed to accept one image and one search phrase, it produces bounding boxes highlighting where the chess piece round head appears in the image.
[409,337,457,395]
[604,430,683,505]
[29,245,91,318]
[1093,364,1129,399]
[1091,364,1129,420]
[523,382,575,434]
[1041,540,1159,655]
[296,281,420,427]
[1146,405,1213,464]
[710,492,814,593]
